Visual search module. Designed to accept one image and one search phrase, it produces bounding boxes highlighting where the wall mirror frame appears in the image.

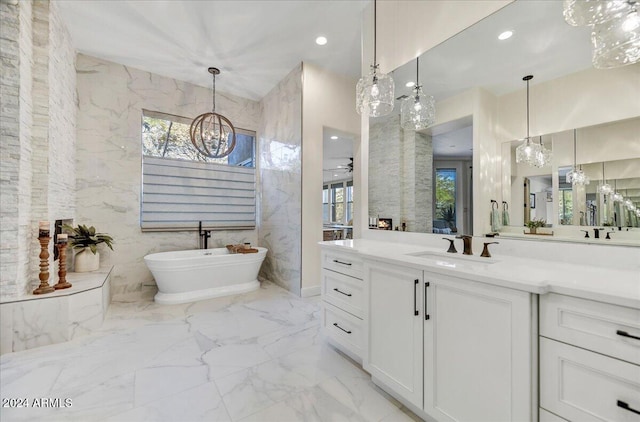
[366,0,640,246]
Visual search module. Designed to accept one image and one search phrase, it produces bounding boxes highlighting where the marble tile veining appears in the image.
[0,282,417,422]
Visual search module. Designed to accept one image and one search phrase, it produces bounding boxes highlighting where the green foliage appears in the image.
[438,205,456,228]
[63,224,114,255]
[525,218,546,229]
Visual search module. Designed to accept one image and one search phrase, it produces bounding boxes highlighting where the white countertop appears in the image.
[319,239,640,309]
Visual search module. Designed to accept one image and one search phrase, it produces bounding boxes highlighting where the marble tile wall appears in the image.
[0,0,76,300]
[75,55,261,300]
[369,114,433,232]
[258,64,303,295]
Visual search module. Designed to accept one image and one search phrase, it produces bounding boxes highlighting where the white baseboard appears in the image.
[300,285,321,298]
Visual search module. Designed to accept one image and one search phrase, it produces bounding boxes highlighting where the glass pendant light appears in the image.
[563,0,640,69]
[531,135,552,168]
[598,161,613,194]
[566,129,590,185]
[612,179,624,202]
[400,56,435,130]
[592,3,640,69]
[515,75,542,165]
[563,0,629,26]
[356,0,394,117]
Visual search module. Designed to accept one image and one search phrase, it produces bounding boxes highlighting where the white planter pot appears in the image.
[74,249,100,272]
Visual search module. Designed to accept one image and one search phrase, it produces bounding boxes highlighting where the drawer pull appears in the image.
[424,281,430,320]
[333,288,352,297]
[617,400,640,415]
[616,330,640,341]
[332,259,352,266]
[333,322,351,334]
[414,279,419,316]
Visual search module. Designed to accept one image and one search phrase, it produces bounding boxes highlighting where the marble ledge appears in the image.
[0,265,113,304]
[0,266,113,355]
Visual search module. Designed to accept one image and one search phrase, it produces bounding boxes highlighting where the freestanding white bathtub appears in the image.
[144,247,268,305]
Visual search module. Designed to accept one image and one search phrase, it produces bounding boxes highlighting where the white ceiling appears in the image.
[393,0,594,102]
[57,0,367,101]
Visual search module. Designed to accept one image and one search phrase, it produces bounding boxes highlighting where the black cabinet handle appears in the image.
[616,330,640,341]
[414,279,419,316]
[333,322,351,334]
[333,259,352,266]
[424,281,430,320]
[333,288,352,297]
[617,400,640,415]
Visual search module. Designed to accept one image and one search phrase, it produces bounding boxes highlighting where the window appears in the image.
[559,189,573,225]
[322,185,329,222]
[141,110,256,230]
[322,180,353,225]
[435,169,456,229]
[346,181,354,224]
[331,182,345,223]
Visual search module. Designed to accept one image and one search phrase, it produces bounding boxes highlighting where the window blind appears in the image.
[141,156,256,230]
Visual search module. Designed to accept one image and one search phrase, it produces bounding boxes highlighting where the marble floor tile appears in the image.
[0,282,419,422]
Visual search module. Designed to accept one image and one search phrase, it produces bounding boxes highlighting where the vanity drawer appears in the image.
[321,250,363,280]
[322,301,363,359]
[540,293,640,365]
[540,337,640,422]
[322,270,363,319]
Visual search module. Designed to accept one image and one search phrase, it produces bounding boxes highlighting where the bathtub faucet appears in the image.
[198,221,211,249]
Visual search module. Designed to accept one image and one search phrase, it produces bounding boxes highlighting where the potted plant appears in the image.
[64,224,114,272]
[525,218,546,234]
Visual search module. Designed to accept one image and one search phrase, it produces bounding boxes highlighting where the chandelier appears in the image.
[566,129,590,185]
[400,56,435,130]
[563,0,640,69]
[356,0,394,117]
[516,75,551,167]
[190,67,236,158]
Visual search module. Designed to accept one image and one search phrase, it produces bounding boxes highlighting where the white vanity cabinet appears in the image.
[423,272,536,422]
[363,261,424,409]
[539,294,640,421]
[363,260,536,421]
[320,249,365,361]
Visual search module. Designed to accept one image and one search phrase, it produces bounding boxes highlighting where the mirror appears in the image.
[323,128,355,240]
[367,0,639,244]
[502,117,640,240]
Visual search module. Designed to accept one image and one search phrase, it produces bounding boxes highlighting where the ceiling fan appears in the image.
[323,157,353,173]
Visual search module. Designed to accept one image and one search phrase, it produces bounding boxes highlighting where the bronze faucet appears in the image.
[456,235,473,255]
[481,242,499,258]
[442,238,457,253]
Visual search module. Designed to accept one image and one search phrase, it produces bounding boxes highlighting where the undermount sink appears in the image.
[407,251,499,267]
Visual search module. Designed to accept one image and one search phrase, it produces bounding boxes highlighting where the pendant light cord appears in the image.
[526,78,530,141]
[373,0,377,66]
[416,56,419,86]
[212,71,216,113]
[573,129,577,167]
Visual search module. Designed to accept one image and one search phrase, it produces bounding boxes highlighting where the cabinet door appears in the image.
[364,262,423,409]
[423,273,535,422]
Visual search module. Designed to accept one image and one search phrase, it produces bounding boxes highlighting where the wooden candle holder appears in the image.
[33,236,55,295]
[54,242,72,290]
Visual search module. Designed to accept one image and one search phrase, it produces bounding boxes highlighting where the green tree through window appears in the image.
[436,169,456,229]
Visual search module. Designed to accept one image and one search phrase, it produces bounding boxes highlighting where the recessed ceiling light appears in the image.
[337,165,343,168]
[405,81,416,88]
[330,135,338,140]
[334,174,338,177]
[498,30,513,41]
[316,36,328,46]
